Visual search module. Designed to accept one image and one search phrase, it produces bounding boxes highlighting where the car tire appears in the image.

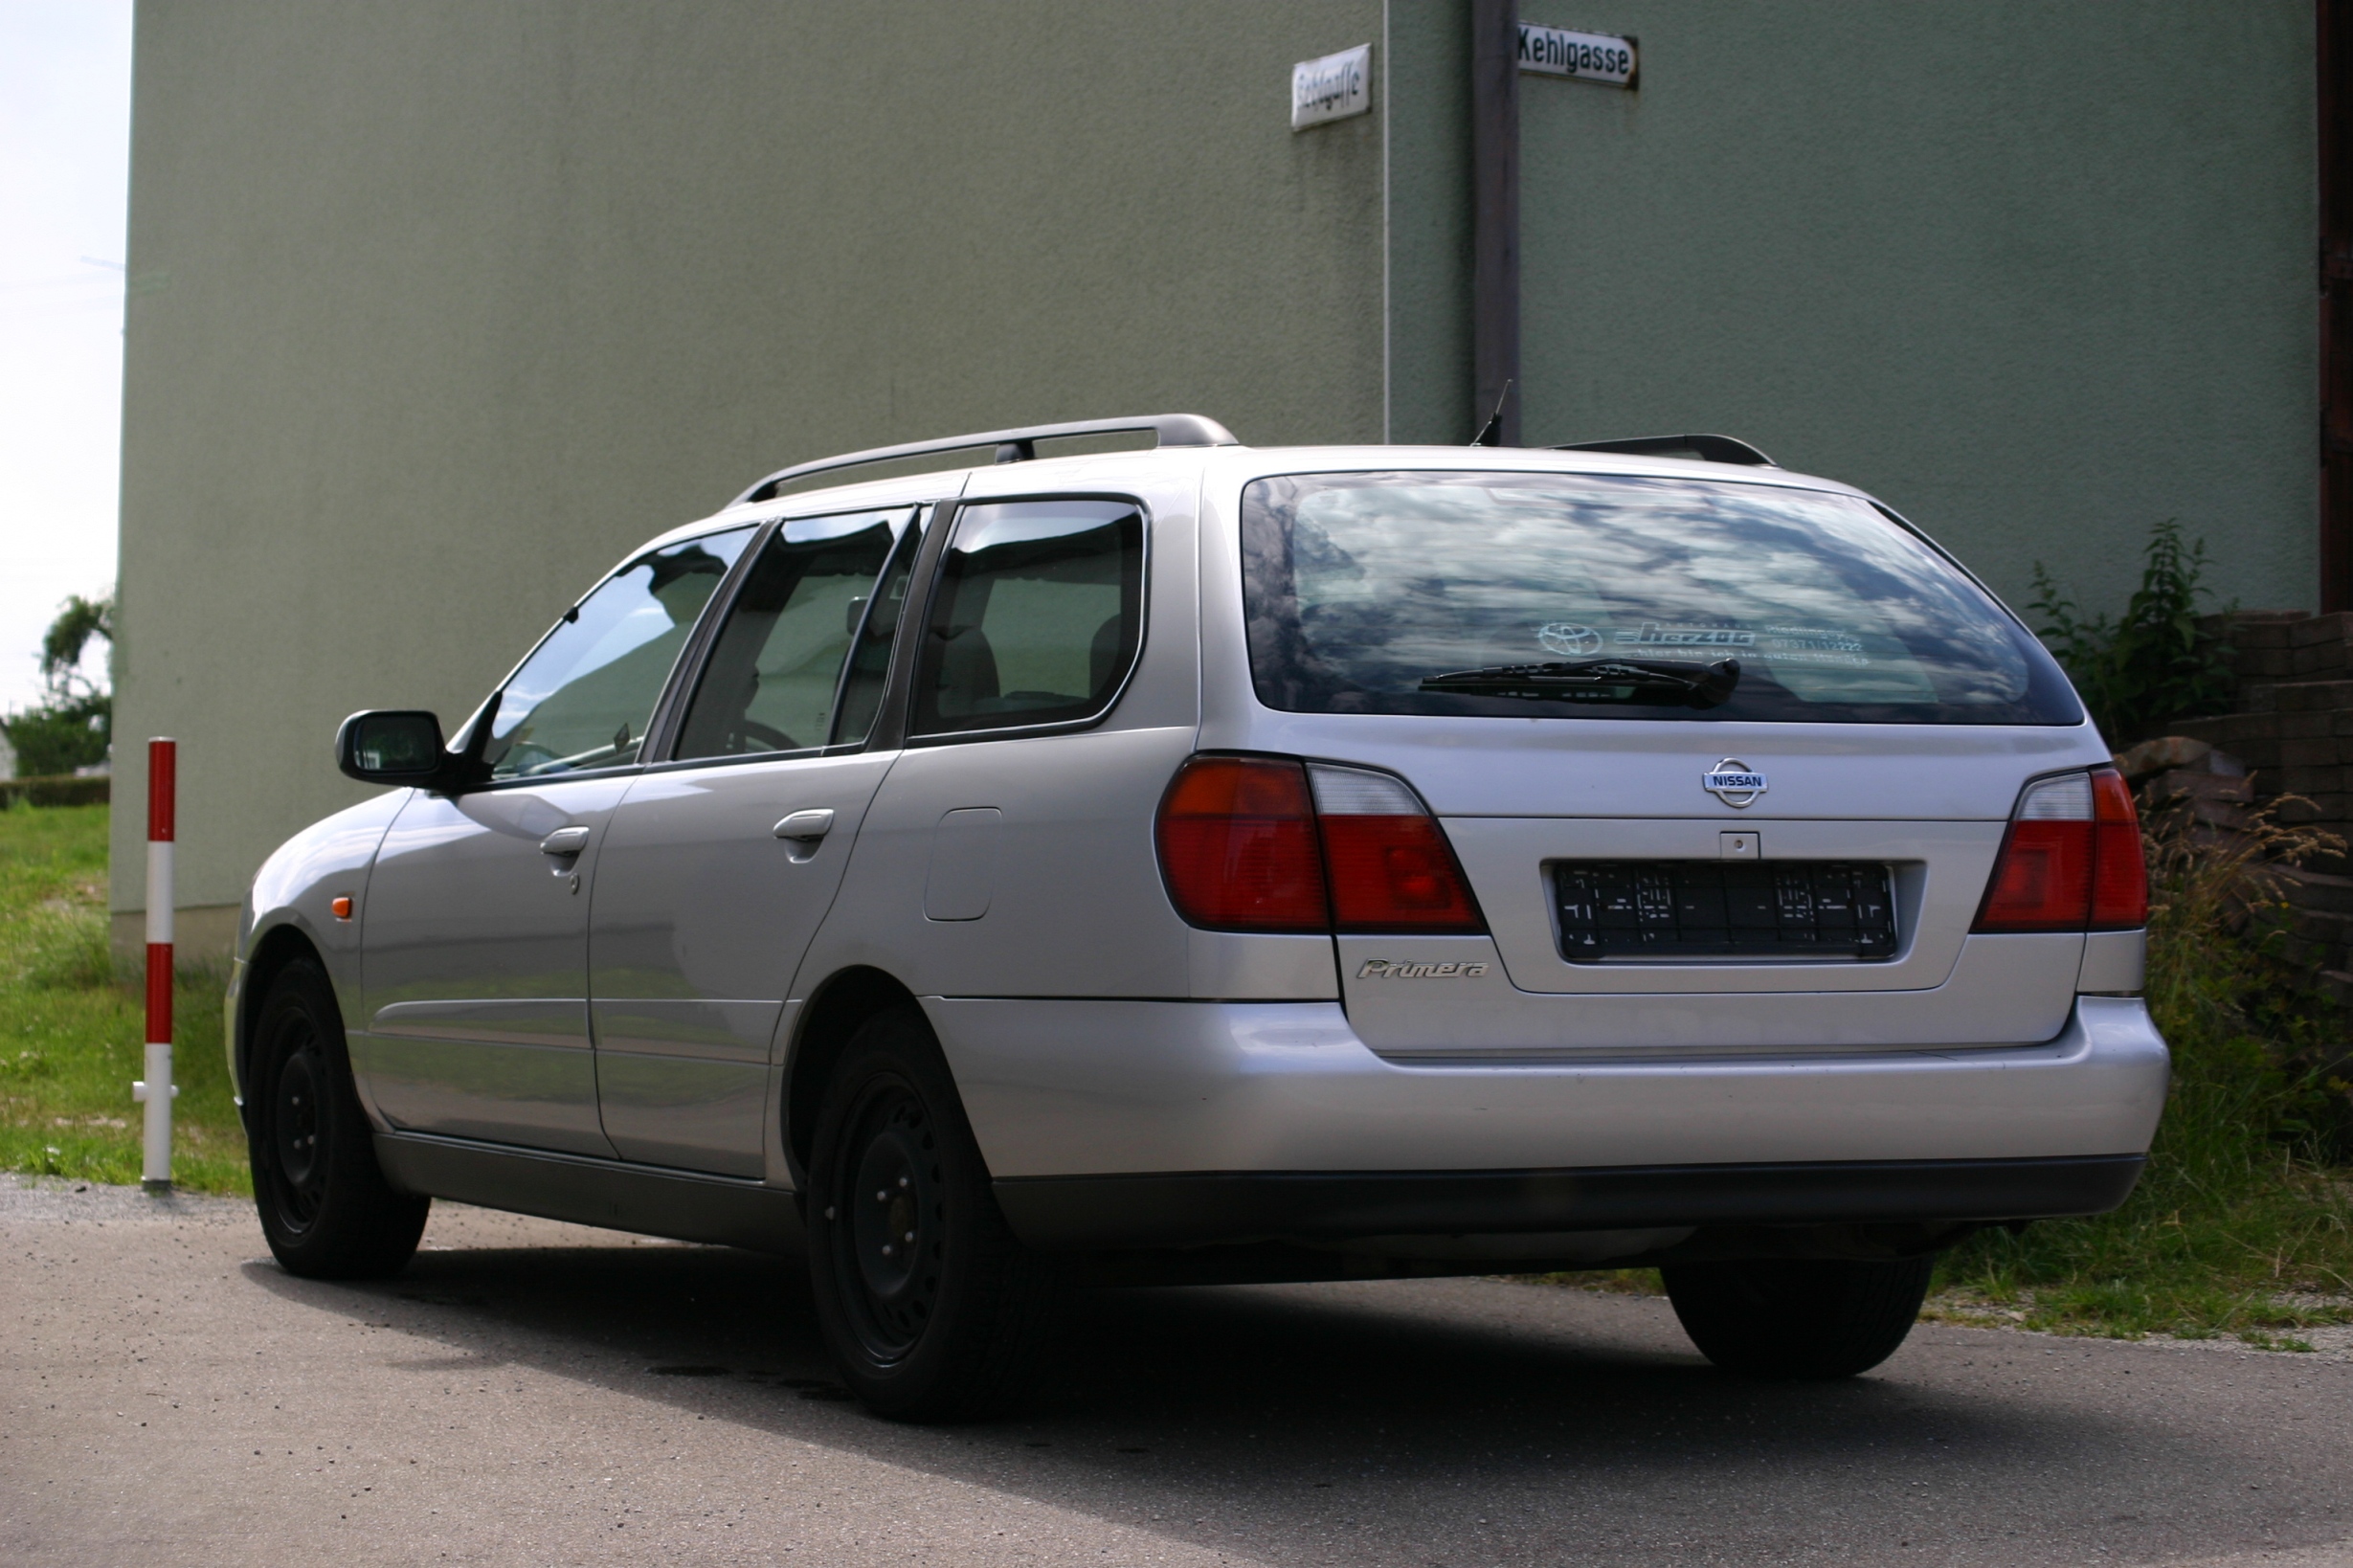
[1661,1256,1935,1378]
[246,958,429,1279]
[804,1007,1051,1422]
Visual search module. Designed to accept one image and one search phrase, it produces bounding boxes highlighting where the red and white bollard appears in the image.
[131,738,176,1194]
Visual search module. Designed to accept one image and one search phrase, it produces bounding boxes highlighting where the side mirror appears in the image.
[336,710,453,788]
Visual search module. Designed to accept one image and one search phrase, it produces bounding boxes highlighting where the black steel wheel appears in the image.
[835,1077,945,1358]
[265,1022,328,1229]
[247,958,429,1278]
[1662,1256,1935,1379]
[805,1008,1049,1421]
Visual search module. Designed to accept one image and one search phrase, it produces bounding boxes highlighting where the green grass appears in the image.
[0,802,249,1194]
[1928,865,2353,1345]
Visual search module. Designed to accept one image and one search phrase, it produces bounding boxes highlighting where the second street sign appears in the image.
[1518,24,1637,88]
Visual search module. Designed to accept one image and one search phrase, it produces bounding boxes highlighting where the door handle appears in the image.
[773,809,835,841]
[539,826,592,857]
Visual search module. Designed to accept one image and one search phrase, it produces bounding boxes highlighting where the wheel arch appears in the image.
[236,922,332,1107]
[784,966,925,1179]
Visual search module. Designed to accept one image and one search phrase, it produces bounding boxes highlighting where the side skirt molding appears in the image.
[374,1131,804,1254]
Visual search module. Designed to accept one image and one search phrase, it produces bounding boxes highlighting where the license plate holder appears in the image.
[1552,860,1897,962]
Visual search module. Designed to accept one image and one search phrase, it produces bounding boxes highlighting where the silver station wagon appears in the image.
[228,414,2167,1419]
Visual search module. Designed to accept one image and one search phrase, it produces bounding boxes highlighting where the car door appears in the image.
[829,492,1201,1001]
[355,526,755,1154]
[588,507,924,1175]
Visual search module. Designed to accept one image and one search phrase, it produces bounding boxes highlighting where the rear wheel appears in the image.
[247,958,429,1278]
[1662,1256,1934,1378]
[804,1008,1049,1421]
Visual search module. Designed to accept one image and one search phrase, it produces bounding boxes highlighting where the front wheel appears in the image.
[804,1008,1050,1421]
[247,958,429,1278]
[1662,1256,1935,1378]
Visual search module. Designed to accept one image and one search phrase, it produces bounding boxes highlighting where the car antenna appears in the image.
[1468,380,1513,447]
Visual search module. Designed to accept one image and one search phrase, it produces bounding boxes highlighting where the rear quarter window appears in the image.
[1241,470,2081,726]
[908,498,1145,737]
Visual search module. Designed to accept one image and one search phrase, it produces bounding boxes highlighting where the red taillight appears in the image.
[1976,818,2094,930]
[1154,755,1487,935]
[1154,756,1327,930]
[1973,767,2145,933]
[1308,764,1486,933]
[2089,766,2149,929]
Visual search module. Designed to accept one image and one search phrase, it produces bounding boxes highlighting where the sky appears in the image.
[0,0,132,714]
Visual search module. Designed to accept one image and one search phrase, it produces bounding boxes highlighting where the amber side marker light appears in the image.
[331,896,353,921]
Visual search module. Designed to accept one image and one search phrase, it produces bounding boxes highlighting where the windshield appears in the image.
[1241,471,2081,726]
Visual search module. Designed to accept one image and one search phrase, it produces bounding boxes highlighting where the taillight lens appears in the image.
[1155,756,1327,930]
[1973,767,2145,932]
[1154,755,1487,934]
[1307,765,1486,933]
[2089,767,2149,929]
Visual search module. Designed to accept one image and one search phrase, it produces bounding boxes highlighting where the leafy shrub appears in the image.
[2139,786,2352,1157]
[2,695,110,778]
[2029,521,2238,745]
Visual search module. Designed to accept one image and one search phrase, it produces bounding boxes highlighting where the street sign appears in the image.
[1518,24,1636,87]
[1292,43,1373,130]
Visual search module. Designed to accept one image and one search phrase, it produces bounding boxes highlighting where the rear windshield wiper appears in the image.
[1418,657,1740,708]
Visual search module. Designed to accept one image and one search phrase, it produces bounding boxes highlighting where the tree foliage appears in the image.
[2,594,113,779]
[37,594,112,695]
[2028,522,2238,746]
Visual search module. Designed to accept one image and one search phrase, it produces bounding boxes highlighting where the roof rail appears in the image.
[1552,433,1777,468]
[731,414,1240,506]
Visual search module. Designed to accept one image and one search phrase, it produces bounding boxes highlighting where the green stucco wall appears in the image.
[115,0,1385,929]
[115,1,2323,939]
[1513,0,2318,617]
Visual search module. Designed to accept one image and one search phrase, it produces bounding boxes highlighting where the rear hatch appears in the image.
[1228,465,2102,1058]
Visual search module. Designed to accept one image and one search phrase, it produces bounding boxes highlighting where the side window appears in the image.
[830,518,925,748]
[482,527,754,779]
[908,499,1145,737]
[673,509,912,760]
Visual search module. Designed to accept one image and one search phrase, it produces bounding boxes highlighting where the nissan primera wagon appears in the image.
[228,414,2166,1419]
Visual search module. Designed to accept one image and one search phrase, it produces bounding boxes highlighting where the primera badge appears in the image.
[1356,959,1489,979]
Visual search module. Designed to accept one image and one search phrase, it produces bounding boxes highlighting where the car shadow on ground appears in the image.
[241,1236,2319,1564]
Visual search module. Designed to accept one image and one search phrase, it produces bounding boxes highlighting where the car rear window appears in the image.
[1241,470,2080,726]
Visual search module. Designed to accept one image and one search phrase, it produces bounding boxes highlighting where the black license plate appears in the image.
[1553,861,1897,962]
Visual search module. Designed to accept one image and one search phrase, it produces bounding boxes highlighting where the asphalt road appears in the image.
[4,1179,2349,1567]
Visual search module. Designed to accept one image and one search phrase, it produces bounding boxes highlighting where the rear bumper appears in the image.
[995,1154,2144,1250]
[930,993,2168,1245]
